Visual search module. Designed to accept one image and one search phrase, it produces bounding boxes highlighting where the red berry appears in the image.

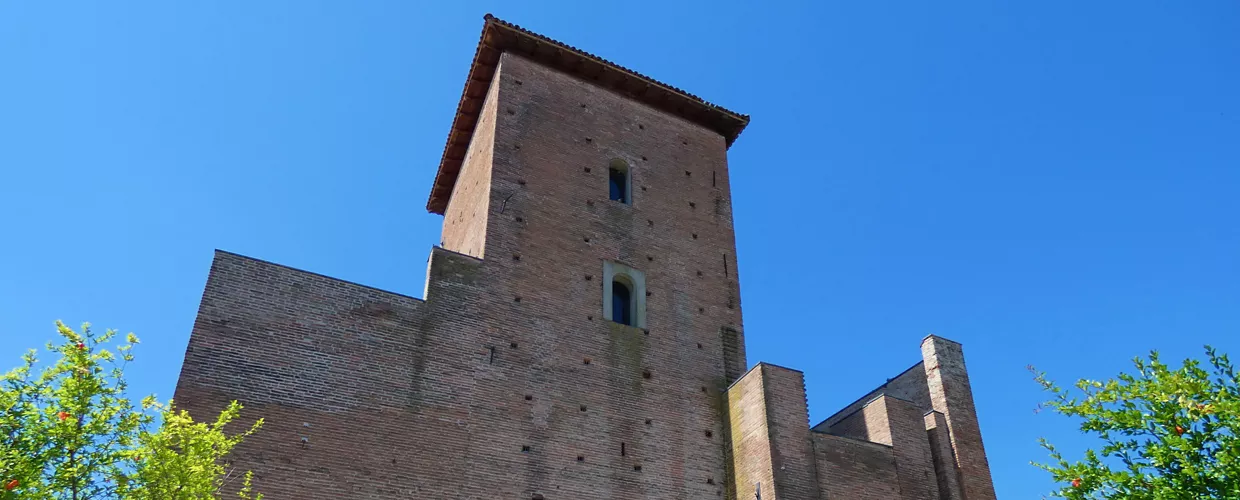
[1176,425,1185,436]
[4,479,17,490]
[1071,478,1081,488]
[76,343,85,349]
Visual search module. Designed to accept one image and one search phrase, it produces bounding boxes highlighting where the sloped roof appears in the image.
[426,14,750,214]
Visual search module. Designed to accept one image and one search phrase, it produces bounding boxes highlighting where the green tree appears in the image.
[1032,346,1240,499]
[1,321,262,499]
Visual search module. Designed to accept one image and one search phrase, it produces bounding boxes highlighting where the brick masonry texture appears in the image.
[440,68,497,259]
[813,434,900,500]
[173,22,997,500]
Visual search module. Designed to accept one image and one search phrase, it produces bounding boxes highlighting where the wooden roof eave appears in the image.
[426,14,750,214]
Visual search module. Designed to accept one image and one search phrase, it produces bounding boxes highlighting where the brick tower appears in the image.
[175,15,998,499]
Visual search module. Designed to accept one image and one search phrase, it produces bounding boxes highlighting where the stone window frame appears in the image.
[602,260,646,328]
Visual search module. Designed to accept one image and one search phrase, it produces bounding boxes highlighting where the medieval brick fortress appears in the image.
[174,15,998,499]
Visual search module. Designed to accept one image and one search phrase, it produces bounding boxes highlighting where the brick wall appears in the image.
[802,339,995,500]
[724,364,819,500]
[925,411,965,500]
[725,365,775,499]
[758,366,819,500]
[816,394,938,499]
[813,361,928,432]
[175,249,474,497]
[440,68,498,258]
[173,43,998,499]
[883,397,942,500]
[812,433,900,500]
[922,336,997,500]
[823,396,887,444]
[176,51,748,499]
[461,52,745,497]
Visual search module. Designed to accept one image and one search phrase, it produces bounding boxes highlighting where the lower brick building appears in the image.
[174,15,997,499]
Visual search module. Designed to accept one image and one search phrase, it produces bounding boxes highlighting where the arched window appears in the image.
[612,277,633,326]
[602,261,646,328]
[609,159,630,204]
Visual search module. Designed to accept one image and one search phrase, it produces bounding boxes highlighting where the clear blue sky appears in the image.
[2,1,1237,496]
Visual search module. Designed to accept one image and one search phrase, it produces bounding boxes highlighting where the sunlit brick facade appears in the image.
[174,15,997,499]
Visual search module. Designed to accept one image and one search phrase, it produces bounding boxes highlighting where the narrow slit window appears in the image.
[609,159,630,204]
[612,279,633,326]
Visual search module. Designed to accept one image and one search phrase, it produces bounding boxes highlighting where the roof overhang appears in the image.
[425,14,750,214]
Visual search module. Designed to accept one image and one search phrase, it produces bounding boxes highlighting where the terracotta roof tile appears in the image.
[426,14,750,214]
